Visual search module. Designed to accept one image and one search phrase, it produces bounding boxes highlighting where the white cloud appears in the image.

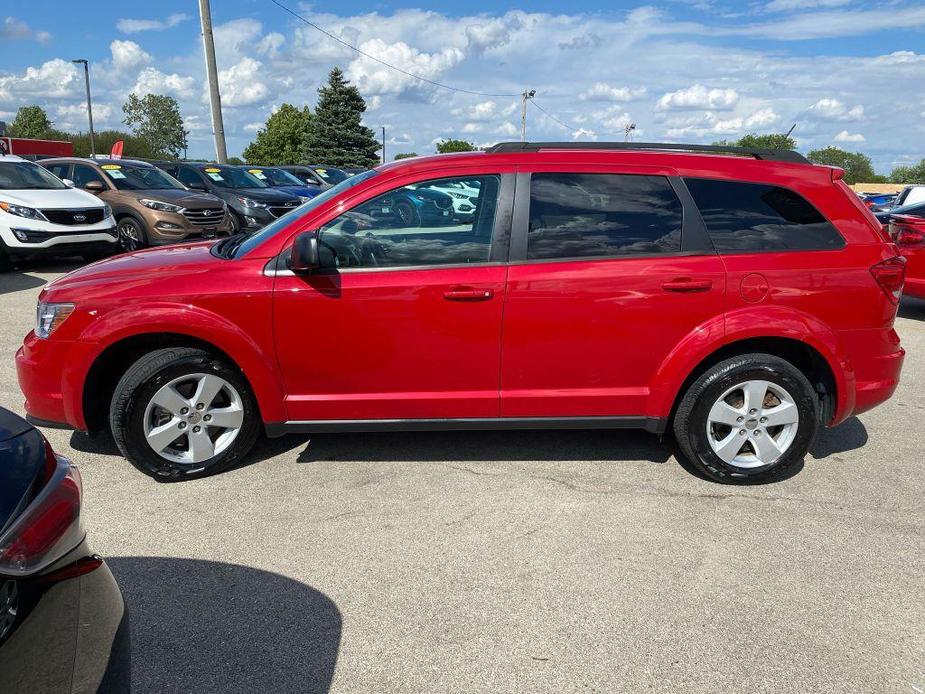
[256,32,285,58]
[808,98,864,121]
[243,122,263,133]
[132,67,197,100]
[216,58,269,107]
[110,40,152,75]
[572,128,598,140]
[665,108,780,137]
[55,102,114,129]
[465,15,522,52]
[834,130,865,142]
[0,16,50,43]
[873,51,925,65]
[579,83,647,102]
[765,0,850,12]
[0,59,79,101]
[656,84,739,111]
[117,13,189,34]
[347,39,465,96]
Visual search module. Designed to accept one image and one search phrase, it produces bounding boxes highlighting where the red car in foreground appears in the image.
[16,142,905,483]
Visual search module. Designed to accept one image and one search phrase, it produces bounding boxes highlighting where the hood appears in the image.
[0,187,104,209]
[119,189,224,208]
[231,187,300,203]
[268,184,320,199]
[43,241,219,299]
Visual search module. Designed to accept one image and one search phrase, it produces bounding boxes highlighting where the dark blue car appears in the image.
[241,166,323,202]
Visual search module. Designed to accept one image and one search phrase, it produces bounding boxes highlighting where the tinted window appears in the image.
[200,166,268,189]
[318,175,500,269]
[44,163,70,180]
[527,173,683,260]
[71,164,106,189]
[102,164,184,191]
[175,167,203,187]
[685,178,845,252]
[0,161,68,190]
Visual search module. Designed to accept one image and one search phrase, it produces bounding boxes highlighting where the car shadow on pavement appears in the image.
[898,295,925,319]
[295,429,673,464]
[0,259,85,295]
[809,416,868,459]
[107,557,341,694]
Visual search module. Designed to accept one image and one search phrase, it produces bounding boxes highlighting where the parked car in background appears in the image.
[156,162,300,233]
[0,155,117,270]
[15,142,905,485]
[412,178,482,222]
[308,165,349,186]
[279,165,331,190]
[238,166,322,202]
[858,192,897,210]
[342,167,368,177]
[888,214,925,299]
[874,200,925,225]
[892,184,925,210]
[42,157,232,251]
[0,407,129,692]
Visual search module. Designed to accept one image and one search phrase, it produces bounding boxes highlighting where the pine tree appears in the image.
[300,68,380,167]
[243,104,312,165]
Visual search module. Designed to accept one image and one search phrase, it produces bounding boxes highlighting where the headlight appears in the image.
[35,302,75,339]
[237,197,267,208]
[102,202,113,218]
[0,201,46,221]
[139,199,183,213]
[449,191,467,199]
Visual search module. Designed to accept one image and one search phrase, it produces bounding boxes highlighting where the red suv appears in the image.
[15,142,905,483]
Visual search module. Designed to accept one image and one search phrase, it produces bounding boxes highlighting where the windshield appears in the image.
[250,168,305,187]
[229,169,378,258]
[200,166,268,189]
[311,167,348,185]
[0,161,67,190]
[101,164,185,191]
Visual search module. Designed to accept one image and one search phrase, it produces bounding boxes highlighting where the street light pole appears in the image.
[521,89,536,142]
[382,126,386,165]
[198,0,228,163]
[71,59,95,157]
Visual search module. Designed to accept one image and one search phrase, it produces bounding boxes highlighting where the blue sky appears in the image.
[2,1,924,172]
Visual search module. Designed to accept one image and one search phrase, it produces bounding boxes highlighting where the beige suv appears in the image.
[41,158,232,251]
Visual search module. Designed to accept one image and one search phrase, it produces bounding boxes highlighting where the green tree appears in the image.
[68,130,156,159]
[807,146,876,185]
[393,152,418,160]
[227,156,244,165]
[890,160,925,184]
[714,133,797,151]
[243,104,312,165]
[122,93,187,159]
[9,105,53,138]
[435,139,476,154]
[300,68,380,167]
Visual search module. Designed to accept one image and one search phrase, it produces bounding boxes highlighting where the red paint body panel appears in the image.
[14,148,904,434]
[890,215,925,299]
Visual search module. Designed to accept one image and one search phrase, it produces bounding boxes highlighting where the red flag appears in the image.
[110,140,124,159]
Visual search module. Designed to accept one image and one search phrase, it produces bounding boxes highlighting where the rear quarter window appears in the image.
[685,178,845,252]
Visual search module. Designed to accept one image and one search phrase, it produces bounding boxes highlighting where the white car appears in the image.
[412,179,481,220]
[0,155,117,271]
[893,185,925,209]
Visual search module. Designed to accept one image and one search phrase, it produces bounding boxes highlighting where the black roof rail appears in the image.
[485,141,810,164]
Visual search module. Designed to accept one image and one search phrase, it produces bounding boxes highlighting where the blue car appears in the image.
[241,166,322,202]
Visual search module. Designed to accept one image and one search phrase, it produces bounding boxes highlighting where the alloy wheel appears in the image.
[118,221,142,251]
[705,379,800,469]
[143,373,244,465]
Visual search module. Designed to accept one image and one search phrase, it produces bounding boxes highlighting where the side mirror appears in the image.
[187,180,207,191]
[62,178,75,188]
[289,231,321,273]
[84,180,105,193]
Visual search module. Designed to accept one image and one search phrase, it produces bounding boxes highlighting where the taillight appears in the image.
[0,453,83,576]
[870,256,906,304]
[891,223,925,247]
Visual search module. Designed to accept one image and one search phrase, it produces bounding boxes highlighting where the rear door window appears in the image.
[526,173,683,260]
[685,178,845,252]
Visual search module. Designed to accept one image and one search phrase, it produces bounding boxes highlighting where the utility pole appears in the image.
[71,59,95,157]
[624,122,636,142]
[521,89,536,142]
[198,0,227,163]
[381,126,386,164]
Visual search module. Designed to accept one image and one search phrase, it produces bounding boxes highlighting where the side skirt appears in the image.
[265,416,668,438]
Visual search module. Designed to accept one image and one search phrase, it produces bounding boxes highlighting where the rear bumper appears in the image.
[903,277,925,299]
[836,326,905,423]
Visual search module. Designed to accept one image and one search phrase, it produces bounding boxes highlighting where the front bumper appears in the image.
[143,208,232,245]
[0,216,118,253]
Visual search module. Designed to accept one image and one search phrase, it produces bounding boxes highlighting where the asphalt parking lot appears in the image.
[1,261,923,694]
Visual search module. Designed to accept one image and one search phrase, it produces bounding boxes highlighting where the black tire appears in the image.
[117,217,147,252]
[109,347,261,481]
[673,353,818,483]
[228,212,242,234]
[394,200,420,227]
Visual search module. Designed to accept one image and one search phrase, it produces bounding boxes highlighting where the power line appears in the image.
[529,99,578,133]
[267,0,520,98]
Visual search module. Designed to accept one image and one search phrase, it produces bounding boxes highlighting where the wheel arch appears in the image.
[81,330,284,433]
